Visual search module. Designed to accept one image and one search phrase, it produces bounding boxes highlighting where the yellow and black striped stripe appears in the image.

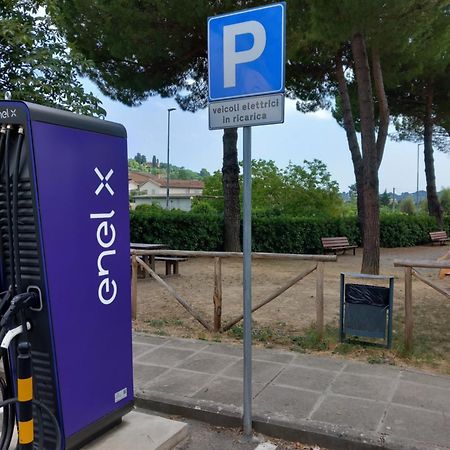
[17,343,33,449]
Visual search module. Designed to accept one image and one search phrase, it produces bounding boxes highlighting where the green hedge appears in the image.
[251,216,360,253]
[130,209,449,253]
[379,214,439,247]
[130,210,222,250]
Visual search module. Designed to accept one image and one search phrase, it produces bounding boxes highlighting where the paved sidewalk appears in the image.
[133,333,450,450]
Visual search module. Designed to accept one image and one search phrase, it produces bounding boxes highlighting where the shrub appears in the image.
[380,213,437,247]
[191,200,217,215]
[440,188,450,216]
[135,203,163,212]
[399,197,416,215]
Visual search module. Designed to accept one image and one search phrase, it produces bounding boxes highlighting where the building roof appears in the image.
[129,171,152,186]
[129,171,204,189]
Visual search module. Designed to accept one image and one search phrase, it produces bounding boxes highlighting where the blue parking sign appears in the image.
[208,3,285,102]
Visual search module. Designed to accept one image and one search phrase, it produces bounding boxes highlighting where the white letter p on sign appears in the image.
[223,20,266,88]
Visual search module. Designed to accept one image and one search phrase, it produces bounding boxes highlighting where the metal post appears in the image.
[17,342,33,449]
[242,126,252,438]
[339,273,345,342]
[166,108,176,209]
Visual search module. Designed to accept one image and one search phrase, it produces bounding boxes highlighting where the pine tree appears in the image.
[287,0,447,273]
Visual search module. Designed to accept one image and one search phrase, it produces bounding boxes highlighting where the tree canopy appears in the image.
[0,0,104,116]
[386,4,450,226]
[203,158,342,217]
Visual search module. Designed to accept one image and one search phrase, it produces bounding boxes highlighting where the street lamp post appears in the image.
[166,108,176,209]
[417,143,423,206]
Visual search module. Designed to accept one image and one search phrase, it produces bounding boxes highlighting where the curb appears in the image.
[135,390,428,450]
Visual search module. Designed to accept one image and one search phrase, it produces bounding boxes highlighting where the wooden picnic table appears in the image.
[130,243,167,250]
[130,243,168,277]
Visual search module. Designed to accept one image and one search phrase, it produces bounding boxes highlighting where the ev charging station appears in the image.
[0,101,133,449]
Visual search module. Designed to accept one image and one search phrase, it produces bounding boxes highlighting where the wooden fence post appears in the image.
[131,255,138,320]
[316,261,324,338]
[213,257,222,332]
[404,266,413,351]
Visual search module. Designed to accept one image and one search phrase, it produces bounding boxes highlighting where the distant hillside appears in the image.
[128,157,211,180]
[341,190,428,203]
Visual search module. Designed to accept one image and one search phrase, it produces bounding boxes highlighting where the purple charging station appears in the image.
[0,101,133,449]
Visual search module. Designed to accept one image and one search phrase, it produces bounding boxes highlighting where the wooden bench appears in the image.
[430,231,450,245]
[131,243,168,278]
[321,237,357,255]
[155,256,188,275]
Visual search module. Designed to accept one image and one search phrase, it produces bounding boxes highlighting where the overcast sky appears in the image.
[84,80,449,194]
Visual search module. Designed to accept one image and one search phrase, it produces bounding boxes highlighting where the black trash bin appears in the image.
[340,273,394,348]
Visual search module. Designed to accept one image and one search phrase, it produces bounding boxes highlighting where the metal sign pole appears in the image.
[207,3,285,439]
[242,125,252,438]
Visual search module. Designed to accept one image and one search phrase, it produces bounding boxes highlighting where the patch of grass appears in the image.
[146,318,184,328]
[332,342,354,355]
[392,305,450,371]
[291,324,336,352]
[146,319,166,328]
[226,322,335,351]
[227,324,244,340]
[154,329,168,336]
[367,354,387,365]
[227,322,292,345]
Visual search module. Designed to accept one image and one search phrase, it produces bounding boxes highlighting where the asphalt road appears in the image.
[169,415,325,450]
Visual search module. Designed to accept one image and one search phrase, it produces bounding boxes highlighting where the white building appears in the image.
[134,195,194,211]
[129,171,204,211]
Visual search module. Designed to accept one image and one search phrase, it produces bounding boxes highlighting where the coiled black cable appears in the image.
[0,397,61,450]
[0,126,17,450]
[11,128,30,349]
[0,376,9,449]
[12,128,24,296]
[0,359,15,450]
[4,125,16,297]
[0,128,5,291]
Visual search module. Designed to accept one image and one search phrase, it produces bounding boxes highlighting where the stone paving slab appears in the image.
[133,333,450,450]
[192,377,266,406]
[83,410,188,450]
[177,352,239,374]
[392,381,450,413]
[273,365,337,392]
[382,405,450,446]
[313,394,388,431]
[254,384,321,420]
[330,372,396,401]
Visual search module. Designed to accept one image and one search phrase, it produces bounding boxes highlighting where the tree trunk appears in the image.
[222,128,241,251]
[355,172,365,241]
[334,50,365,240]
[372,48,390,169]
[352,32,380,275]
[423,84,443,228]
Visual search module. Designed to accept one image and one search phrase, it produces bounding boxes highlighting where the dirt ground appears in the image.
[133,245,450,373]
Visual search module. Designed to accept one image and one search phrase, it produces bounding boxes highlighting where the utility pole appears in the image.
[166,108,176,209]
